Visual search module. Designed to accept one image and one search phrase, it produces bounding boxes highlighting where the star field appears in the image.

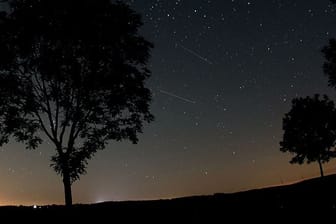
[1,0,336,205]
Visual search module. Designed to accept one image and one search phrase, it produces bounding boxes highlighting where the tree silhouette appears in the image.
[280,95,336,177]
[0,0,154,206]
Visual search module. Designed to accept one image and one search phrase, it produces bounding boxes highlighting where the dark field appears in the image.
[1,174,335,221]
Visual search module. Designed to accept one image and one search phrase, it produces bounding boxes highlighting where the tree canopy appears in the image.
[280,95,336,177]
[0,0,154,206]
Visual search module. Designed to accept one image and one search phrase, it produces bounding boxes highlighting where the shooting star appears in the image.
[159,89,196,104]
[178,43,213,65]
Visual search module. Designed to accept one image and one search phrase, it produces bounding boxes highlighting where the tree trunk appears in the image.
[63,169,73,207]
[318,159,324,178]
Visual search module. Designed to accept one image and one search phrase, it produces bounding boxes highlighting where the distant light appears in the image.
[33,205,37,209]
[95,199,105,204]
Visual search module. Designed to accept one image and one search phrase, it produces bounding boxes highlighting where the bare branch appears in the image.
[67,92,81,153]
[33,111,57,146]
[73,108,93,141]
[54,80,60,138]
[41,78,57,140]
[59,86,76,146]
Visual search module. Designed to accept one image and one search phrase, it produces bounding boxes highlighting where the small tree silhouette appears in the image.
[280,95,336,177]
[0,0,153,206]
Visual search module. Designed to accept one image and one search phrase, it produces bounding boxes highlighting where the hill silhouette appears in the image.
[1,174,335,220]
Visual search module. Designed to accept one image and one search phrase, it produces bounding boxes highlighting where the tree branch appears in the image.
[33,111,58,146]
[67,93,81,153]
[54,79,60,139]
[59,86,76,146]
[41,78,59,143]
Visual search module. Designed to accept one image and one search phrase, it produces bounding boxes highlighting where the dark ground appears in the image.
[1,174,335,221]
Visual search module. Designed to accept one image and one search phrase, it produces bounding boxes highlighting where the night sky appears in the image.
[1,0,336,205]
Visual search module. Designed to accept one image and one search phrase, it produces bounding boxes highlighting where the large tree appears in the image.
[0,0,154,206]
[280,95,336,177]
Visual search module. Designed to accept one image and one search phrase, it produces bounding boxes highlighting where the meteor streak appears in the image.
[178,44,213,65]
[159,89,196,104]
